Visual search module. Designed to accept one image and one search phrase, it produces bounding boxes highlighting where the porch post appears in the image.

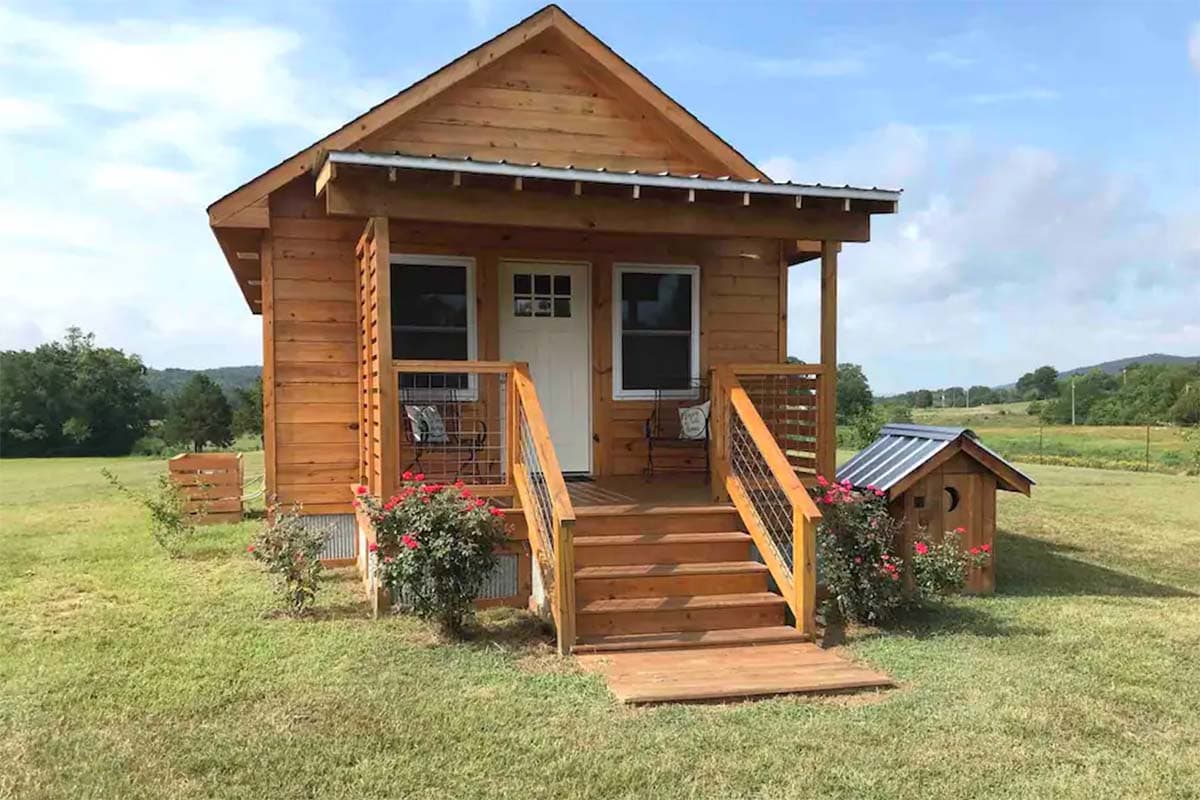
[372,217,397,501]
[818,241,838,480]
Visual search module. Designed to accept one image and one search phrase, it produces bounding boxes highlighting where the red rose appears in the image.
[969,547,981,556]
[955,526,966,534]
[368,542,378,552]
[454,480,465,489]
[355,485,368,496]
[816,475,829,487]
[853,556,862,564]
[402,471,413,481]
[489,507,504,517]
[874,489,885,498]
[401,534,419,550]
[914,541,929,555]
[246,544,255,553]
[461,489,472,499]
[981,543,991,553]
[414,472,425,482]
[475,498,486,508]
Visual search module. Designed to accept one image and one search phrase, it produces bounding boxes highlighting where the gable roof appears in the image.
[207,3,767,227]
[837,424,1035,496]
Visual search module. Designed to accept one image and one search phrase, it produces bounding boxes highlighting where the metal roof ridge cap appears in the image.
[325,150,903,201]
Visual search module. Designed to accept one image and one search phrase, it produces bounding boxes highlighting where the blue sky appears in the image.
[0,0,1197,393]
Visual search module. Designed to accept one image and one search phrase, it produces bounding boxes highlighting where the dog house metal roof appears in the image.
[837,423,1035,494]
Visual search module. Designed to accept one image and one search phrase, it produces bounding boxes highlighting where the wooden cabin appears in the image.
[838,424,1034,594]
[208,4,901,696]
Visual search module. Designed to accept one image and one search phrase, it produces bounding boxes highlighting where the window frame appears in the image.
[390,253,478,400]
[611,263,701,401]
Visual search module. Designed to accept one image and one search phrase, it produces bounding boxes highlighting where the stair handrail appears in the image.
[712,366,821,636]
[510,363,577,654]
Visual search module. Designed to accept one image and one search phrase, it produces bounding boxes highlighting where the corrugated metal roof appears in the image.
[836,423,1035,493]
[325,151,903,204]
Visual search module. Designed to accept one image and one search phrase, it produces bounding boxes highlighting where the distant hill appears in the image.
[1057,353,1200,379]
[146,366,262,397]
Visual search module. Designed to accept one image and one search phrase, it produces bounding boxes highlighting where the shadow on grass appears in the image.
[458,607,556,653]
[845,602,1043,645]
[997,529,1196,598]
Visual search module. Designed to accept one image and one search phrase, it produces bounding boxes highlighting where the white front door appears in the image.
[499,261,591,474]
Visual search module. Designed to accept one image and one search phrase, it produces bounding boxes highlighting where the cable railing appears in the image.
[711,366,822,635]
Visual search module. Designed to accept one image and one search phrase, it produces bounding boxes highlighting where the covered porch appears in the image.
[332,148,898,660]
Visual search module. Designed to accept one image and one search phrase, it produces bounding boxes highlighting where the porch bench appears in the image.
[643,382,711,480]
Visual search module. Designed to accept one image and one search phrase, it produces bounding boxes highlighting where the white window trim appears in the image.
[612,263,701,401]
[391,253,477,400]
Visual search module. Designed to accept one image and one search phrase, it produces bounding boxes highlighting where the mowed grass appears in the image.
[913,404,1197,473]
[2,455,1199,799]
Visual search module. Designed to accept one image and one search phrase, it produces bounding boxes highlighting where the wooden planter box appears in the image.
[168,452,244,525]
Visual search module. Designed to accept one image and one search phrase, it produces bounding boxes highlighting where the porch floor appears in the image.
[566,473,717,511]
[577,641,893,704]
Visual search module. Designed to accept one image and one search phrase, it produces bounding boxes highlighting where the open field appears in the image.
[912,404,1198,474]
[2,455,1199,799]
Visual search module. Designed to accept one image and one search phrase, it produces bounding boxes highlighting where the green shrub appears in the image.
[101,468,193,557]
[248,503,326,616]
[358,473,506,637]
[130,436,171,457]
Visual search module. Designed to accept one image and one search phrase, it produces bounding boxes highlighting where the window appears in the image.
[613,264,700,399]
[391,255,476,390]
[512,271,571,318]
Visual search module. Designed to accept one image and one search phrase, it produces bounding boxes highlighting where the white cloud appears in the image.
[968,87,1059,105]
[0,96,62,130]
[0,7,377,368]
[774,125,1200,393]
[1189,22,1200,72]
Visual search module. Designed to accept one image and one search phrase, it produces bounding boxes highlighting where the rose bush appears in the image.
[911,526,990,598]
[813,476,906,624]
[249,502,327,615]
[357,472,506,637]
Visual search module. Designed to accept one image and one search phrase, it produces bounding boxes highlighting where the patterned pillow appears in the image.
[405,405,449,444]
[677,400,710,441]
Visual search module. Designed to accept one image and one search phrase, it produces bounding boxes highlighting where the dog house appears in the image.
[837,424,1033,594]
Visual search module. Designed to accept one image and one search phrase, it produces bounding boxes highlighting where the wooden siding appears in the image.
[361,32,720,176]
[267,183,362,513]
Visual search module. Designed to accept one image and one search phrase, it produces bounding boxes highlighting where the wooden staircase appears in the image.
[570,505,809,653]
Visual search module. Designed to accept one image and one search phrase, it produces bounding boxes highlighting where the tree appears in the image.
[836,363,873,423]
[232,378,264,439]
[913,389,934,408]
[1017,365,1059,400]
[1170,384,1200,425]
[943,386,966,407]
[967,385,994,406]
[0,328,153,457]
[164,375,233,452]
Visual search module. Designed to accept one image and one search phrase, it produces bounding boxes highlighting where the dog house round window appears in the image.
[944,486,960,512]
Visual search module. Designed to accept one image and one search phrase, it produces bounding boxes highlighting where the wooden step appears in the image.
[574,505,741,536]
[574,561,770,601]
[573,625,808,653]
[576,592,786,636]
[573,532,752,567]
[576,642,893,704]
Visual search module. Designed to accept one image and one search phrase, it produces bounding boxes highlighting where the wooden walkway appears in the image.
[577,642,893,704]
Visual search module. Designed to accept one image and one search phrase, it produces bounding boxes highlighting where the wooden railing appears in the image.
[727,363,830,482]
[711,366,822,635]
[511,364,576,655]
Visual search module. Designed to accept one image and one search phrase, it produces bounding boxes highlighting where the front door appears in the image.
[498,261,591,473]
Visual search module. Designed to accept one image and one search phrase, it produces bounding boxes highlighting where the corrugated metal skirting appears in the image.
[308,513,520,599]
[305,514,357,561]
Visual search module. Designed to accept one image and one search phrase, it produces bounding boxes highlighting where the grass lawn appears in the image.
[2,455,1199,799]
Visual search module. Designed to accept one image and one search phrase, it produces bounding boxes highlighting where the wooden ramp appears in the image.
[577,642,893,704]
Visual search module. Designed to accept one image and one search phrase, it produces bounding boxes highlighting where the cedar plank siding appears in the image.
[267,183,362,514]
[360,32,723,176]
[261,178,787,512]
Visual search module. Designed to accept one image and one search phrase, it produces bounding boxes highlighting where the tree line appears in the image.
[1,329,263,458]
[878,361,1200,426]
